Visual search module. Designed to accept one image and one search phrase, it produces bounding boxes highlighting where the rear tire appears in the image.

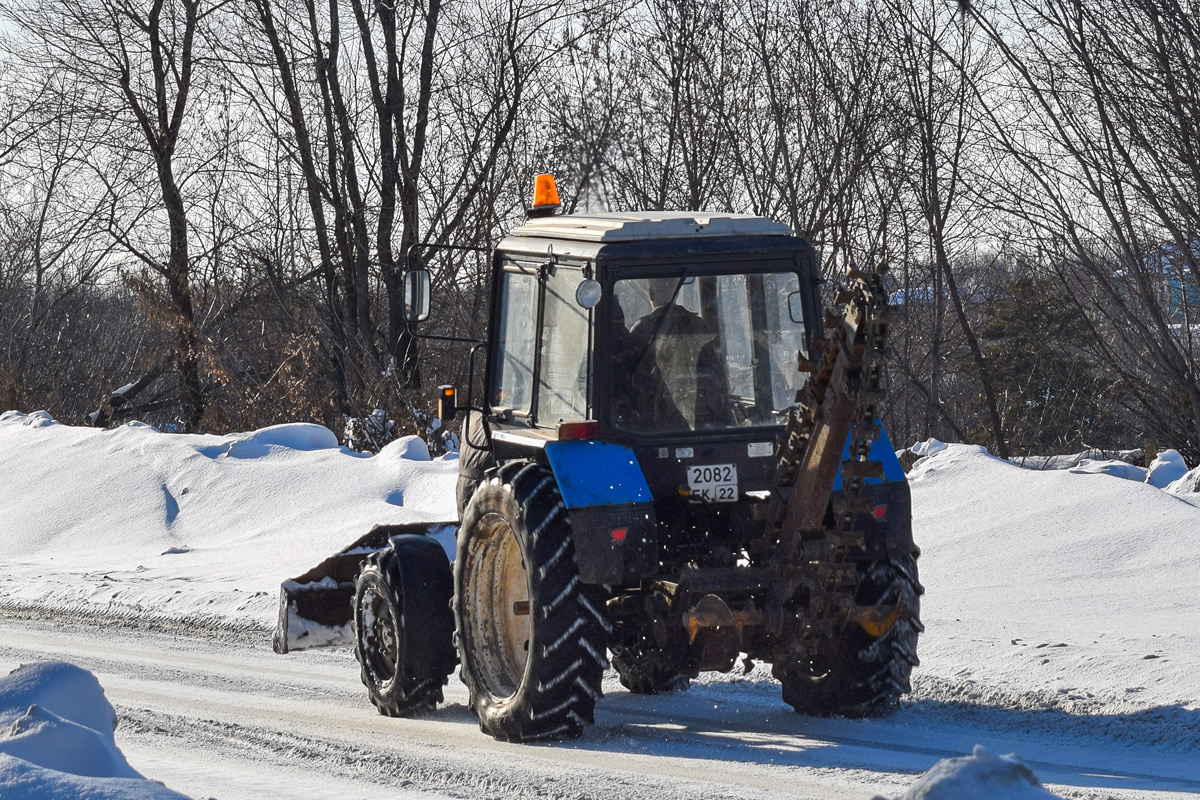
[353,548,451,717]
[775,552,923,717]
[455,461,609,742]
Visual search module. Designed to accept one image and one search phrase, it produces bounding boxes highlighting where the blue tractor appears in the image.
[274,177,922,743]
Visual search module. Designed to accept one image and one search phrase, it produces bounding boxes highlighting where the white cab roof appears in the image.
[507,211,792,242]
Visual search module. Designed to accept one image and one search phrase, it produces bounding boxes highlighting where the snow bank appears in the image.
[1016,448,1142,471]
[911,442,1200,716]
[0,661,117,739]
[1166,466,1200,494]
[1021,445,1194,491]
[1146,448,1189,488]
[0,662,188,799]
[905,438,948,461]
[378,434,432,462]
[1066,458,1147,481]
[876,745,1060,800]
[0,412,458,629]
[197,422,340,458]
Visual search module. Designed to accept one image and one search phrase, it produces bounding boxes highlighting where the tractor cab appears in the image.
[471,210,823,505]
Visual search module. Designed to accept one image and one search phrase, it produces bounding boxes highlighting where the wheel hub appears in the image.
[360,585,399,687]
[462,513,531,700]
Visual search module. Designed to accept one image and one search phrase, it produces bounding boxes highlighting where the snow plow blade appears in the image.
[272,521,457,654]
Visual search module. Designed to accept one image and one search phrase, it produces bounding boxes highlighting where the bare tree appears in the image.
[0,91,113,411]
[3,0,234,431]
[969,0,1200,457]
[887,0,1010,457]
[240,0,598,401]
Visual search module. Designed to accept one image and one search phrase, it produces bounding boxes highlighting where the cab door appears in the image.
[488,258,593,427]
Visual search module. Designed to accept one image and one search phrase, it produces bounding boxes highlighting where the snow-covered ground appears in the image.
[2,411,1199,799]
[0,661,188,799]
[0,410,458,627]
[910,440,1200,716]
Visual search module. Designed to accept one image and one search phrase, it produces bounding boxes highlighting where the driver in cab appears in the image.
[621,277,734,431]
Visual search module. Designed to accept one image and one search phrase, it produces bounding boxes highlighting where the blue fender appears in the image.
[543,440,652,508]
[834,422,906,490]
[543,440,656,584]
[832,423,914,562]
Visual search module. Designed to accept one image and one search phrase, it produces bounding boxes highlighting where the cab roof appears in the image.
[506,211,792,243]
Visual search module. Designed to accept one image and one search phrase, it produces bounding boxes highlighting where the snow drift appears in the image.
[1066,458,1147,481]
[0,661,188,799]
[877,745,1060,800]
[910,442,1200,718]
[0,411,458,628]
[1145,448,1189,488]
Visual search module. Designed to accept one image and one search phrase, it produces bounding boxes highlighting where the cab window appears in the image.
[538,267,590,423]
[491,268,538,413]
[610,270,806,433]
[489,261,591,423]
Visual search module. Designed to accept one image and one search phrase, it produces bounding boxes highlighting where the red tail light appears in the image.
[557,420,600,441]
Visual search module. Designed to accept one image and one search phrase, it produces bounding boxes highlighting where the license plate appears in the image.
[686,464,738,502]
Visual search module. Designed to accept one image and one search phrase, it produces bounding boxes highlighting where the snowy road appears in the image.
[4,612,1197,800]
[5,419,1200,798]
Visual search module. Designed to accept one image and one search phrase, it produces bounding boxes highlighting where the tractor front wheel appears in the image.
[353,545,453,717]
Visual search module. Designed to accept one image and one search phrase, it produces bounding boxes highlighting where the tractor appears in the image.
[273,175,922,743]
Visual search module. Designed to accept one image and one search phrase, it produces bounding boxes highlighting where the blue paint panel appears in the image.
[833,422,906,491]
[544,440,652,509]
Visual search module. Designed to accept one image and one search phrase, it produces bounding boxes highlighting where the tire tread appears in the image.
[775,552,923,718]
[456,460,607,742]
[353,550,447,717]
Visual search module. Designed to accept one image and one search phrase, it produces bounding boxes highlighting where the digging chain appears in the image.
[770,265,893,661]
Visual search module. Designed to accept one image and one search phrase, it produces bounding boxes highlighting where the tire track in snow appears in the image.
[0,618,870,800]
[2,616,1197,799]
[116,704,776,800]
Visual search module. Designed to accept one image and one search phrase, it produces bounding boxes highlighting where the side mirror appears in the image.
[404,269,431,322]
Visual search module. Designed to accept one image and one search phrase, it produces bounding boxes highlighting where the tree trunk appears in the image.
[252,0,351,415]
[157,158,205,432]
